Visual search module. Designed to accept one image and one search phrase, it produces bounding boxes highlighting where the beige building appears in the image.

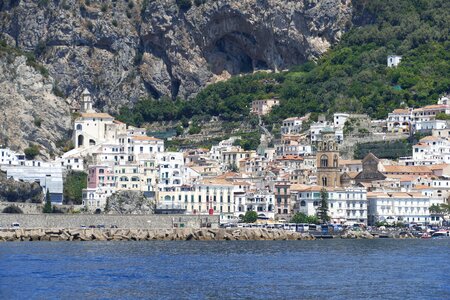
[251,99,280,116]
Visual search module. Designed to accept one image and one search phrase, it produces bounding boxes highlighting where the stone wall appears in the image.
[0,214,219,229]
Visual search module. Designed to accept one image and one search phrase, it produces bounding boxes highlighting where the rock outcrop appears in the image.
[0,48,72,155]
[0,0,353,109]
[105,191,154,214]
[0,171,43,203]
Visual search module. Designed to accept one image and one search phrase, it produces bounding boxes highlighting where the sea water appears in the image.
[0,239,449,299]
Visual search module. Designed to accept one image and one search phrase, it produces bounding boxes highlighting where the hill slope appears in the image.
[118,0,450,129]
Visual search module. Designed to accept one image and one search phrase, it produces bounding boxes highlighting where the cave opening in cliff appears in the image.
[205,32,266,76]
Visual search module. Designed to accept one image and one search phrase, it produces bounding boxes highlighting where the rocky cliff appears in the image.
[0,0,352,153]
[0,171,43,203]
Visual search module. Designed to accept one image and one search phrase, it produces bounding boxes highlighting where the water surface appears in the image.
[0,239,449,299]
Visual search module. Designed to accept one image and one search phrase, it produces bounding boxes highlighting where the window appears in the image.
[300,201,306,207]
[320,155,328,167]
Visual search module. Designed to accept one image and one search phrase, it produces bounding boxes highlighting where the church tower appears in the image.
[316,127,341,187]
[81,88,94,113]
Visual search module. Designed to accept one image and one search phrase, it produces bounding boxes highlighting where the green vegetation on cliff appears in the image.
[118,0,449,127]
[63,171,87,205]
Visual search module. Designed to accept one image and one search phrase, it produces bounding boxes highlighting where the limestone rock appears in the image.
[0,0,352,107]
[105,191,154,214]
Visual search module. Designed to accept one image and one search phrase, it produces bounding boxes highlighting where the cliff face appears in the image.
[0,0,352,153]
[0,0,352,109]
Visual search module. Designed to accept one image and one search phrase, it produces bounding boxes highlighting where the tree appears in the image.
[43,190,52,213]
[316,188,330,224]
[242,211,258,223]
[63,171,87,205]
[291,212,308,223]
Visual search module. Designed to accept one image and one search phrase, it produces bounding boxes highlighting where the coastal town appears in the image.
[1,78,450,231]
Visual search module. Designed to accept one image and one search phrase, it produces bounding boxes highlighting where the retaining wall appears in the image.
[0,214,219,229]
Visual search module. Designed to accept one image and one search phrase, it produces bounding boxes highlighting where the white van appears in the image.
[11,222,20,229]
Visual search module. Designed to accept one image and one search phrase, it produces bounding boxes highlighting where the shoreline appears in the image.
[0,228,416,242]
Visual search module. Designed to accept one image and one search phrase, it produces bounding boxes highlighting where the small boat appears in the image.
[421,232,431,239]
[431,230,450,238]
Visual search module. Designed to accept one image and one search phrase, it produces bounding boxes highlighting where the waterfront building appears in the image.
[367,192,430,225]
[293,185,368,225]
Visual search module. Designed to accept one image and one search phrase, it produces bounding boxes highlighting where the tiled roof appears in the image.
[131,135,162,141]
[80,113,114,119]
[383,165,432,174]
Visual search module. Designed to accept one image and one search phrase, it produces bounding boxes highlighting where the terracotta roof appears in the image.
[413,104,448,112]
[278,155,304,161]
[80,113,114,119]
[200,178,234,186]
[367,192,427,198]
[339,159,362,165]
[131,135,162,141]
[420,136,442,142]
[392,109,411,114]
[428,164,449,170]
[383,165,432,174]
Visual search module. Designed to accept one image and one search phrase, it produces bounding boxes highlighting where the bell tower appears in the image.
[316,128,340,187]
[81,88,94,113]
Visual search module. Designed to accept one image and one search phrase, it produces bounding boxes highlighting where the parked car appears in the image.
[96,224,105,229]
[80,225,87,229]
[110,225,118,228]
[11,222,20,229]
[88,225,96,228]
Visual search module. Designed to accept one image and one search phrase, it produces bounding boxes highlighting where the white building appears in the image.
[0,148,25,166]
[386,108,412,133]
[157,152,185,191]
[412,136,450,165]
[235,190,275,220]
[367,192,430,225]
[281,117,306,134]
[387,55,402,67]
[333,113,349,128]
[294,185,368,225]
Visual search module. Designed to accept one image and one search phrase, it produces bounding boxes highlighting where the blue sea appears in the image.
[0,239,449,299]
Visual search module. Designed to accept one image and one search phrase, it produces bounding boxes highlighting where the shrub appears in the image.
[188,123,201,135]
[176,0,192,11]
[2,206,23,214]
[24,144,40,160]
[33,117,42,127]
[101,3,108,12]
[112,20,118,27]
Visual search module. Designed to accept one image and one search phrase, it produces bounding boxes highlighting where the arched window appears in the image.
[320,155,328,167]
[89,139,96,146]
[329,143,334,151]
[76,124,82,131]
[322,176,328,187]
[164,195,171,202]
[313,201,319,206]
[77,135,84,147]
[300,200,306,207]
[333,155,339,167]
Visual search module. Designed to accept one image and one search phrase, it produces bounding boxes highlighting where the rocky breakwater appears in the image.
[0,228,316,242]
[340,230,416,239]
